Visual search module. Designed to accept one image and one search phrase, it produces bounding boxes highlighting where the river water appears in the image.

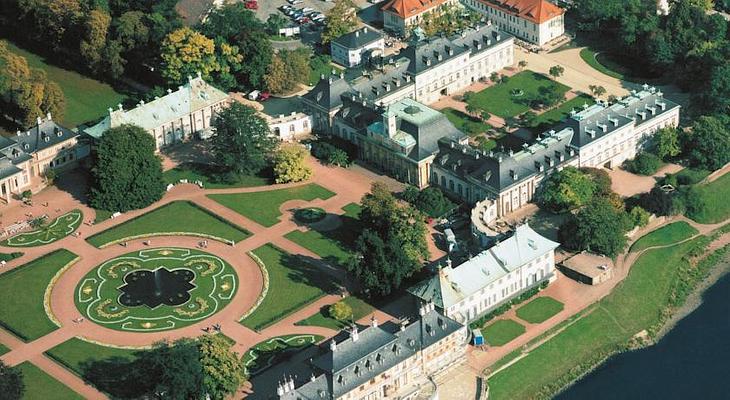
[555,272,730,400]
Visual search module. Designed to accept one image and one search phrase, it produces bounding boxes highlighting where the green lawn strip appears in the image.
[441,108,492,136]
[630,221,698,252]
[0,249,77,341]
[579,48,624,80]
[309,56,342,85]
[685,172,730,224]
[163,163,272,188]
[515,297,564,324]
[0,342,9,356]
[2,209,82,247]
[482,319,526,346]
[285,229,352,267]
[468,71,570,118]
[44,338,136,378]
[208,183,336,227]
[487,236,708,400]
[86,201,250,248]
[341,203,362,219]
[295,296,375,330]
[93,209,114,224]
[530,94,594,130]
[243,334,324,376]
[241,244,335,331]
[16,362,84,400]
[5,41,125,128]
[0,252,23,262]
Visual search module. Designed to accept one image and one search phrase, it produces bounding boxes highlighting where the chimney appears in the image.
[46,112,52,121]
[320,73,325,80]
[355,30,360,37]
[167,88,173,94]
[196,71,202,79]
[351,326,359,342]
[339,71,344,79]
[363,27,368,33]
[371,316,378,328]
[36,116,42,126]
[329,339,337,352]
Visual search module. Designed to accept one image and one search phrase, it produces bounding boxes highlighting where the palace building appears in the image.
[463,0,565,47]
[381,0,460,35]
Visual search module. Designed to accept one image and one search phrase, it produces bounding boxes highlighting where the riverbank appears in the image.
[486,224,729,400]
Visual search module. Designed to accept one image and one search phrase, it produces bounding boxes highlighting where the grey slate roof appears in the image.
[558,86,680,149]
[301,74,353,111]
[433,127,577,193]
[280,308,463,400]
[332,27,384,49]
[13,118,78,153]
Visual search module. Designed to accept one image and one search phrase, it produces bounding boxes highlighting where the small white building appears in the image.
[265,112,313,141]
[330,27,385,68]
[409,224,559,323]
[464,0,565,47]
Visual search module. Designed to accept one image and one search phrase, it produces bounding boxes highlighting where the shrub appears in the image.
[629,206,651,227]
[625,152,662,175]
[402,187,457,218]
[311,142,351,167]
[640,187,686,216]
[329,300,353,322]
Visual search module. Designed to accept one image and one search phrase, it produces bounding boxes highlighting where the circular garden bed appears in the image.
[294,207,327,224]
[75,247,238,332]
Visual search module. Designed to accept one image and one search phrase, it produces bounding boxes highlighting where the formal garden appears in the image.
[163,162,273,189]
[243,334,323,376]
[482,319,526,347]
[15,362,83,400]
[75,247,238,332]
[1,209,82,247]
[515,296,565,324]
[0,249,78,341]
[241,244,335,331]
[208,183,335,227]
[295,296,374,330]
[86,201,251,247]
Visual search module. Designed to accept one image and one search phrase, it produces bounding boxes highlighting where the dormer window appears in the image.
[23,144,29,150]
[376,353,383,364]
[44,136,50,143]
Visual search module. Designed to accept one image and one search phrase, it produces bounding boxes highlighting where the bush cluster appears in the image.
[401,186,457,218]
[624,152,662,176]
[311,141,351,167]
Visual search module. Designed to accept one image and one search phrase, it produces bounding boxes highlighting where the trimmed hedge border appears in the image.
[44,256,81,327]
[238,251,271,322]
[86,201,250,248]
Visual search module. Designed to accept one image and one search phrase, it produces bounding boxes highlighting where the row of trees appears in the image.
[0,41,65,127]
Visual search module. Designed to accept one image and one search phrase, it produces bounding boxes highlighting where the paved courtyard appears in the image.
[0,157,421,399]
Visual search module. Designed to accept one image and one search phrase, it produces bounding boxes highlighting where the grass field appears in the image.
[441,108,492,136]
[530,94,594,130]
[0,343,9,356]
[86,201,251,247]
[487,227,705,400]
[467,71,570,118]
[295,296,374,330]
[4,41,126,128]
[2,209,82,247]
[685,173,730,224]
[0,250,77,341]
[243,334,323,376]
[483,319,526,346]
[163,163,272,189]
[17,362,83,400]
[579,48,624,80]
[515,297,564,324]
[241,244,335,331]
[208,183,336,227]
[630,221,698,252]
[45,338,136,377]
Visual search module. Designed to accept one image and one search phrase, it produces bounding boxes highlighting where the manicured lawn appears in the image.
[467,71,570,118]
[17,362,83,400]
[295,296,375,330]
[0,343,9,356]
[342,203,362,219]
[529,94,594,130]
[579,48,624,80]
[2,209,82,247]
[0,249,77,341]
[441,108,492,136]
[208,183,336,227]
[4,41,126,128]
[630,221,698,252]
[45,338,136,377]
[163,163,272,188]
[673,168,710,185]
[285,229,352,266]
[243,334,323,376]
[685,173,730,224]
[93,209,114,224]
[487,236,707,400]
[241,244,335,331]
[482,319,526,346]
[86,201,250,247]
[0,252,23,262]
[515,297,564,324]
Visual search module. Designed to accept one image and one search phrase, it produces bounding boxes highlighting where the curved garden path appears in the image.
[0,159,412,399]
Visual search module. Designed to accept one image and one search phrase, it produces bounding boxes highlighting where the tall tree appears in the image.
[199,335,247,399]
[538,167,597,212]
[80,8,111,74]
[273,144,312,183]
[160,27,218,85]
[683,115,730,170]
[322,0,358,44]
[559,198,632,257]
[89,124,165,212]
[0,361,24,400]
[140,339,204,399]
[654,126,681,160]
[210,103,278,177]
[548,65,564,80]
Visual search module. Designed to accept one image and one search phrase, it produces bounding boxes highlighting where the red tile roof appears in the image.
[476,0,564,24]
[381,0,452,19]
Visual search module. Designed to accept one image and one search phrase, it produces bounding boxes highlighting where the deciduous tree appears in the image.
[0,361,24,400]
[654,126,681,160]
[548,65,564,80]
[161,27,218,85]
[273,144,312,183]
[89,124,165,212]
[80,8,111,74]
[559,198,632,257]
[329,300,353,322]
[538,167,597,212]
[199,334,247,399]
[683,115,730,170]
[322,0,358,44]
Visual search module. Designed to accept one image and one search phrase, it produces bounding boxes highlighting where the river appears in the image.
[555,272,730,400]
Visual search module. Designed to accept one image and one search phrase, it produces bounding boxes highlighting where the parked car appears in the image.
[244,0,258,10]
[287,0,303,4]
[258,92,271,101]
[302,7,314,13]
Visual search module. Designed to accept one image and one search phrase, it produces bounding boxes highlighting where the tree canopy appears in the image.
[538,167,597,212]
[321,0,358,44]
[211,103,278,177]
[348,183,429,296]
[559,198,632,257]
[273,144,313,184]
[683,115,730,170]
[89,124,164,212]
[0,361,24,400]
[198,335,247,399]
